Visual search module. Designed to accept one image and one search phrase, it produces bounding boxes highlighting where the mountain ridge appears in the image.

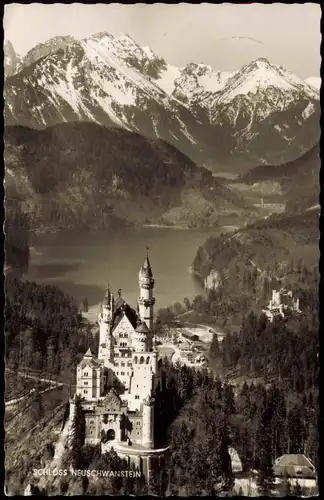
[4,122,252,233]
[4,33,320,173]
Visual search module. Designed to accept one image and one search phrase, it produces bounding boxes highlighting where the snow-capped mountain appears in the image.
[4,34,208,165]
[188,58,320,166]
[4,34,320,172]
[17,36,76,72]
[305,77,321,91]
[4,40,20,78]
[171,63,236,105]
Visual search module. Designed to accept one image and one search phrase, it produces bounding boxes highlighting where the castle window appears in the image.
[84,372,88,376]
[135,395,139,400]
[121,372,125,376]
[115,362,119,367]
[116,372,118,375]
[121,362,125,367]
[127,362,132,367]
[140,356,144,364]
[146,357,150,364]
[137,432,140,436]
[134,356,138,364]
[136,420,141,426]
[84,390,88,394]
[84,381,88,385]
[89,420,95,425]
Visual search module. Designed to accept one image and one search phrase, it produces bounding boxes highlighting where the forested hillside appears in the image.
[4,278,97,378]
[240,143,319,214]
[193,208,319,282]
[4,123,250,232]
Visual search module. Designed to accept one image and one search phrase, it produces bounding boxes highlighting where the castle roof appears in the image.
[135,321,149,334]
[112,304,138,332]
[139,249,153,279]
[273,454,316,479]
[103,285,111,306]
[78,356,102,370]
[114,295,126,311]
[84,348,94,358]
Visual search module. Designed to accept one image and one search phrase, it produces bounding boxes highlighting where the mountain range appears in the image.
[4,122,252,233]
[4,34,320,173]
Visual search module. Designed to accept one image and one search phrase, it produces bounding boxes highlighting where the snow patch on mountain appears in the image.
[302,102,315,120]
[82,36,168,105]
[305,77,321,91]
[156,64,182,95]
[199,70,235,93]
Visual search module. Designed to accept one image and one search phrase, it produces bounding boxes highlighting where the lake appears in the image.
[24,226,222,314]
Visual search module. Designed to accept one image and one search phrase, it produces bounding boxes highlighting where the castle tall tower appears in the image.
[142,395,154,448]
[98,285,114,361]
[138,249,155,331]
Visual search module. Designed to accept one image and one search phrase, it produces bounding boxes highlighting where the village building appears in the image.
[273,454,318,493]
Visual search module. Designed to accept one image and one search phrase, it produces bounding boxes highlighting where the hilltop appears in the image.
[240,143,320,214]
[192,207,319,284]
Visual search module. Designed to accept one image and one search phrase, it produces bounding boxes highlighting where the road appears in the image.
[5,367,68,408]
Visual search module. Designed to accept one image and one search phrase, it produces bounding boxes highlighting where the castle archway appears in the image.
[107,429,115,441]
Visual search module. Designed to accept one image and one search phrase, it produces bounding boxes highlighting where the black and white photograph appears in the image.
[3,3,320,496]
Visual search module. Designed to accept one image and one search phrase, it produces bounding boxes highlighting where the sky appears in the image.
[4,3,321,78]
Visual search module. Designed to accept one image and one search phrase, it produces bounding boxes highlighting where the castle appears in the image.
[71,250,168,479]
[262,288,301,322]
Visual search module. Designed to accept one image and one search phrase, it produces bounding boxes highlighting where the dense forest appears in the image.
[4,278,97,383]
[4,123,249,232]
[192,208,319,282]
[154,256,319,495]
[153,360,317,496]
[4,198,30,268]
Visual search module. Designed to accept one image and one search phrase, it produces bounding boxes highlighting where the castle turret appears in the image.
[142,395,154,448]
[138,249,155,331]
[98,285,114,361]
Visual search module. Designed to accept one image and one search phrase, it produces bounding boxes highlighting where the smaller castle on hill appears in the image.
[262,288,301,322]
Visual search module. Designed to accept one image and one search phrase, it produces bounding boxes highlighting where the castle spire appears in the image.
[138,248,155,332]
[140,247,153,278]
[104,284,111,306]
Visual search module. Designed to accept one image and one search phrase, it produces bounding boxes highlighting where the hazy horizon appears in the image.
[4,3,321,79]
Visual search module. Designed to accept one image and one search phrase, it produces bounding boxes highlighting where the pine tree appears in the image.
[209,333,221,369]
[256,408,275,495]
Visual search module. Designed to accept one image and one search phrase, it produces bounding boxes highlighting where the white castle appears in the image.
[71,250,167,479]
[262,288,301,322]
